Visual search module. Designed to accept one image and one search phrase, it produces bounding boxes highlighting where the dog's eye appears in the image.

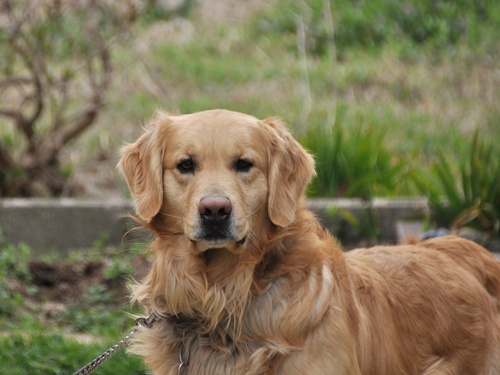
[235,158,253,172]
[177,159,195,174]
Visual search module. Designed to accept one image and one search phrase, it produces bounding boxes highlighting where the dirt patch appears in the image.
[29,260,106,303]
[27,256,150,305]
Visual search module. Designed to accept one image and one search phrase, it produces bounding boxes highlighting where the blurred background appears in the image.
[0,0,498,373]
[1,0,498,198]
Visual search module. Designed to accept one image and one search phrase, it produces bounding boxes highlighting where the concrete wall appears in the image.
[0,198,428,255]
[0,199,133,255]
[309,197,428,242]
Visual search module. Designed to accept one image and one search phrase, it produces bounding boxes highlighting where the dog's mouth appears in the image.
[187,209,248,253]
[199,237,246,264]
[190,234,247,254]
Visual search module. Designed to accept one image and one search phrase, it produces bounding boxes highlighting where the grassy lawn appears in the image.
[0,332,146,375]
[0,241,148,374]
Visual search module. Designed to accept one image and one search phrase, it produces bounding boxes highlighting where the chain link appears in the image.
[178,341,190,375]
[73,313,160,375]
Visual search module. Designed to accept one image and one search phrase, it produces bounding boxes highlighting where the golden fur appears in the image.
[119,109,500,374]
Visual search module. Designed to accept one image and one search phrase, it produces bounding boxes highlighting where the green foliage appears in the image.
[0,239,146,373]
[55,285,135,335]
[302,110,406,199]
[0,333,147,375]
[414,130,500,236]
[0,236,33,316]
[255,0,500,54]
[0,236,31,282]
[140,0,196,23]
[326,205,380,243]
[155,43,258,86]
[104,257,135,285]
[238,0,498,203]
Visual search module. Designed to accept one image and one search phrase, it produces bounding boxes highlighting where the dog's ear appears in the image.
[118,116,169,223]
[261,117,316,227]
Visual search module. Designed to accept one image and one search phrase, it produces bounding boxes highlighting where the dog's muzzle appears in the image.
[197,196,234,241]
[189,196,247,251]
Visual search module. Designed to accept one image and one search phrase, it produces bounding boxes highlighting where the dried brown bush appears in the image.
[0,0,141,196]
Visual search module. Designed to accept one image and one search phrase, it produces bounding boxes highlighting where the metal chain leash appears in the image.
[73,313,160,375]
[178,341,190,375]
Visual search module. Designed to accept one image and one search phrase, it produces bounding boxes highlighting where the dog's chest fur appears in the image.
[129,232,347,375]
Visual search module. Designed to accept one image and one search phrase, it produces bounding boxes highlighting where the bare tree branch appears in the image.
[0,0,144,196]
[0,77,33,87]
[3,10,44,146]
[0,109,25,123]
[51,24,113,151]
[0,140,15,171]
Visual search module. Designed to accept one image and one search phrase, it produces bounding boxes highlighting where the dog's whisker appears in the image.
[157,211,184,221]
[244,200,266,219]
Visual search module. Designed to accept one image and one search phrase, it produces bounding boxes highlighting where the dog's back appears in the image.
[346,236,500,375]
[420,236,500,375]
[419,236,500,307]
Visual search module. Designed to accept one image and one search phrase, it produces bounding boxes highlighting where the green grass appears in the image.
[0,237,148,374]
[0,306,147,374]
[0,333,147,375]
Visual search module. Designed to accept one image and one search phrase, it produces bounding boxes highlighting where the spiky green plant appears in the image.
[414,130,499,236]
[302,118,404,199]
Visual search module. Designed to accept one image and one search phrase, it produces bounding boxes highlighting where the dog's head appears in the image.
[119,109,315,254]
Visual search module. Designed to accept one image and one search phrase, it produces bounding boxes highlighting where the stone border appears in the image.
[309,197,428,243]
[0,198,428,255]
[0,199,132,255]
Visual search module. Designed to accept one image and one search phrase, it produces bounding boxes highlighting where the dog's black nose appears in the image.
[199,196,232,223]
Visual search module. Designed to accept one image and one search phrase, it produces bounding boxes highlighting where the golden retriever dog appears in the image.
[119,109,500,375]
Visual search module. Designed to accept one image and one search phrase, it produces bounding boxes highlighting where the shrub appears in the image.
[0,1,140,196]
[302,113,404,199]
[414,130,499,236]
